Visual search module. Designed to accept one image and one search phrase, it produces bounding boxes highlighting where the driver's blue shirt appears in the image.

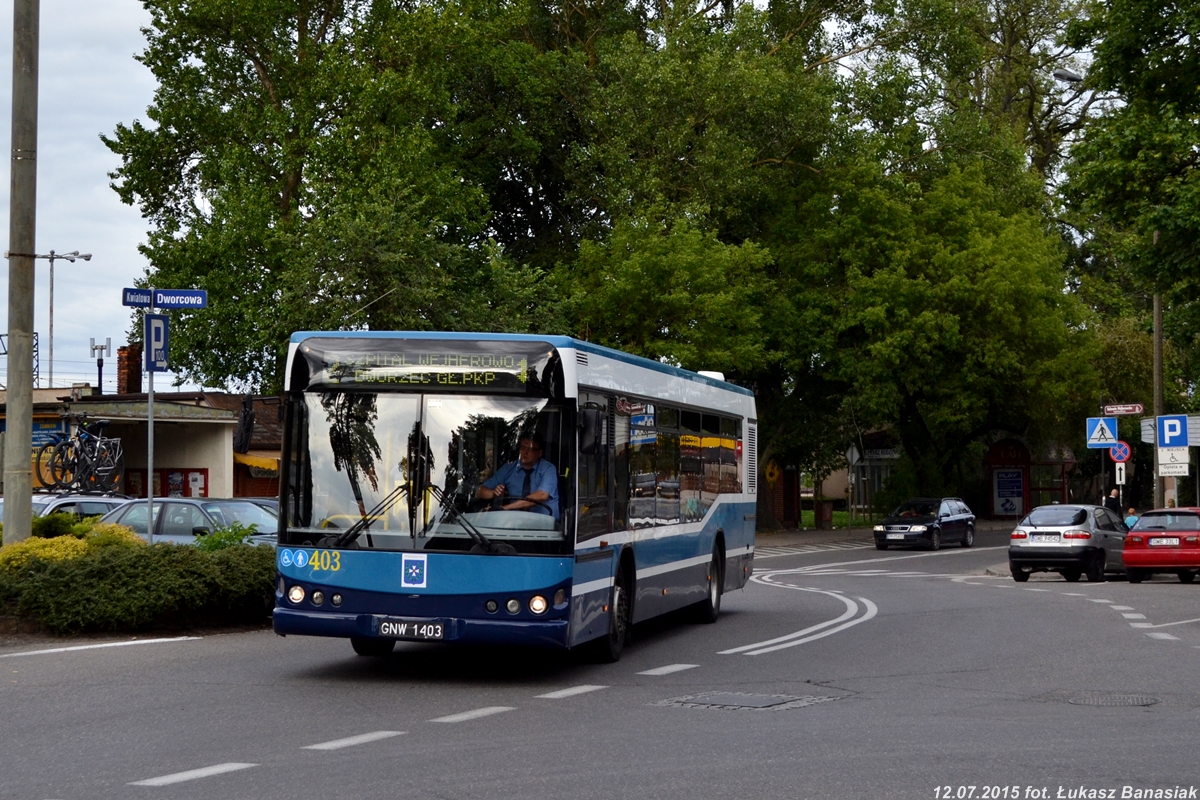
[483,458,559,519]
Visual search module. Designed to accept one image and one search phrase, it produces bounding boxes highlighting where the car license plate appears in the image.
[378,617,445,640]
[1149,537,1180,547]
[1031,534,1061,543]
[886,533,906,540]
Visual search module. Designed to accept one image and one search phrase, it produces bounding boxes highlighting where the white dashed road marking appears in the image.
[0,636,200,659]
[1122,613,1146,620]
[535,685,608,699]
[1109,605,1134,611]
[1146,632,1180,640]
[129,763,256,786]
[429,707,515,723]
[637,664,698,676]
[303,731,405,750]
[1088,599,1116,604]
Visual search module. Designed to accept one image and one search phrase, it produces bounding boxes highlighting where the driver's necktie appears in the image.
[522,468,533,498]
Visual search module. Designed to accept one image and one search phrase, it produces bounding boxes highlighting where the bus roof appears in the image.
[288,330,754,397]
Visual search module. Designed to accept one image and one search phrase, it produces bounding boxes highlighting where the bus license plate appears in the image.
[1149,537,1180,547]
[378,618,445,640]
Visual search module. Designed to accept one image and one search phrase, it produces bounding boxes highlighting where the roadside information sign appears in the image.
[1158,446,1189,476]
[1104,403,1144,416]
[145,314,169,372]
[1115,462,1126,485]
[1157,415,1189,448]
[1086,417,1118,449]
[1108,441,1131,462]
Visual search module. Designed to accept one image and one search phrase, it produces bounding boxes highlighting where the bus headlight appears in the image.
[287,585,306,604]
[311,591,325,606]
[529,595,548,615]
[331,593,343,606]
[506,598,520,614]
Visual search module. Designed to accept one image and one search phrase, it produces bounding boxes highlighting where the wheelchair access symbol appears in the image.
[1108,441,1130,463]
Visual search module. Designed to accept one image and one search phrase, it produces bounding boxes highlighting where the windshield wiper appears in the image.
[328,483,410,548]
[423,484,513,554]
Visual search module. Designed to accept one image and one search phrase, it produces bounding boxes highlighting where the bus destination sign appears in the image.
[300,339,557,395]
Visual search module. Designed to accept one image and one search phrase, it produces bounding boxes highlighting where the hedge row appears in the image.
[0,521,276,634]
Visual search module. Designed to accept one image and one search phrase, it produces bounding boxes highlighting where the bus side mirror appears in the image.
[580,408,603,454]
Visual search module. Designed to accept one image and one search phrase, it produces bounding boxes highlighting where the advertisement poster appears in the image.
[993,469,1024,516]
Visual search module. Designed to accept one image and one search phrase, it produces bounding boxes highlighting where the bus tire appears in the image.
[350,636,395,657]
[694,547,723,624]
[591,566,631,663]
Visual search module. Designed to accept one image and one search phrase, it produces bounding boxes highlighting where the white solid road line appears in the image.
[637,664,698,676]
[430,706,515,723]
[741,597,878,656]
[0,636,200,659]
[536,685,609,699]
[303,731,406,750]
[128,763,256,786]
[721,585,858,655]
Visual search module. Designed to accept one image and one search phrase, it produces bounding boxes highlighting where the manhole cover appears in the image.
[1067,693,1160,707]
[696,693,794,709]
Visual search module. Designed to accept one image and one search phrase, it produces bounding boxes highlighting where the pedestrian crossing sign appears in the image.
[1086,417,1118,449]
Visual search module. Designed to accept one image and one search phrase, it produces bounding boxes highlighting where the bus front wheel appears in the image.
[694,548,723,624]
[592,569,631,663]
[351,636,395,657]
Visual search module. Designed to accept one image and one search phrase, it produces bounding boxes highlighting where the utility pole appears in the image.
[3,0,40,545]
[1154,291,1164,509]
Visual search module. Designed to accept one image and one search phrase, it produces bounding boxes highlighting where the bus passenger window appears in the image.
[720,417,741,493]
[701,414,721,511]
[680,410,703,521]
[613,398,630,531]
[629,404,656,528]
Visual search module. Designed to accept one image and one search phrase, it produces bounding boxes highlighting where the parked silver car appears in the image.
[0,493,129,522]
[1008,504,1127,582]
[99,498,278,546]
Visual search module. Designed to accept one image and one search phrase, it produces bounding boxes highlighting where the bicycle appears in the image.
[37,416,124,493]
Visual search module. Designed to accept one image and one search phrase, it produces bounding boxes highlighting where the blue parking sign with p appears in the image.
[145,314,169,372]
[1157,415,1189,448]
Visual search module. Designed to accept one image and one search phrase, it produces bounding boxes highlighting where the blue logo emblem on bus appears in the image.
[401,554,428,588]
[295,550,309,568]
[280,549,294,567]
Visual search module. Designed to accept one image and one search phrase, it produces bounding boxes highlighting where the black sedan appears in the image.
[873,497,976,550]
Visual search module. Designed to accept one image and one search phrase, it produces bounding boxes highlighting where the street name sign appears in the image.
[1086,417,1118,449]
[153,289,208,309]
[122,288,152,307]
[1108,441,1131,462]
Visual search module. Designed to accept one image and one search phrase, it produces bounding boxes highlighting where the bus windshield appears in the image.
[287,391,569,553]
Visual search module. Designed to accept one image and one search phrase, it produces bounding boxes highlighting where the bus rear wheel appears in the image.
[694,548,723,624]
[351,636,395,657]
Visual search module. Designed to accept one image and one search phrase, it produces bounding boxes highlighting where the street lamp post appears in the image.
[36,249,91,387]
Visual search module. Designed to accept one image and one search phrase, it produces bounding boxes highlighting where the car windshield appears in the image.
[1131,512,1200,532]
[30,500,49,516]
[1021,507,1088,527]
[892,500,937,517]
[203,501,278,532]
[286,392,568,553]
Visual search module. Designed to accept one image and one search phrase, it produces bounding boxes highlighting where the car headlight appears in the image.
[873,525,885,532]
[909,525,927,533]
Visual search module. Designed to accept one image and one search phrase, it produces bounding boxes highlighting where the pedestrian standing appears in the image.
[1103,488,1120,514]
[1124,507,1138,528]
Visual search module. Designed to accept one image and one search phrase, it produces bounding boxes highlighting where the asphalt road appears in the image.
[4,526,1200,800]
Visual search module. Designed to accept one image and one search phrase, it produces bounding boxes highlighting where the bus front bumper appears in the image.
[273,608,571,648]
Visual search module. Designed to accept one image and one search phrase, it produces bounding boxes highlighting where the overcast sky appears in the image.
[0,0,189,393]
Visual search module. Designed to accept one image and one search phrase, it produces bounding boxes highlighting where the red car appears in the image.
[1124,507,1200,583]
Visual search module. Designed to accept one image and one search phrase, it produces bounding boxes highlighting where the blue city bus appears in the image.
[272,331,758,661]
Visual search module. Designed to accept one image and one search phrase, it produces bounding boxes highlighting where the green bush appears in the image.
[194,521,257,552]
[1,541,275,634]
[31,512,88,539]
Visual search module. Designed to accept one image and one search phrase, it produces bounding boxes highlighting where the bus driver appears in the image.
[475,434,559,519]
